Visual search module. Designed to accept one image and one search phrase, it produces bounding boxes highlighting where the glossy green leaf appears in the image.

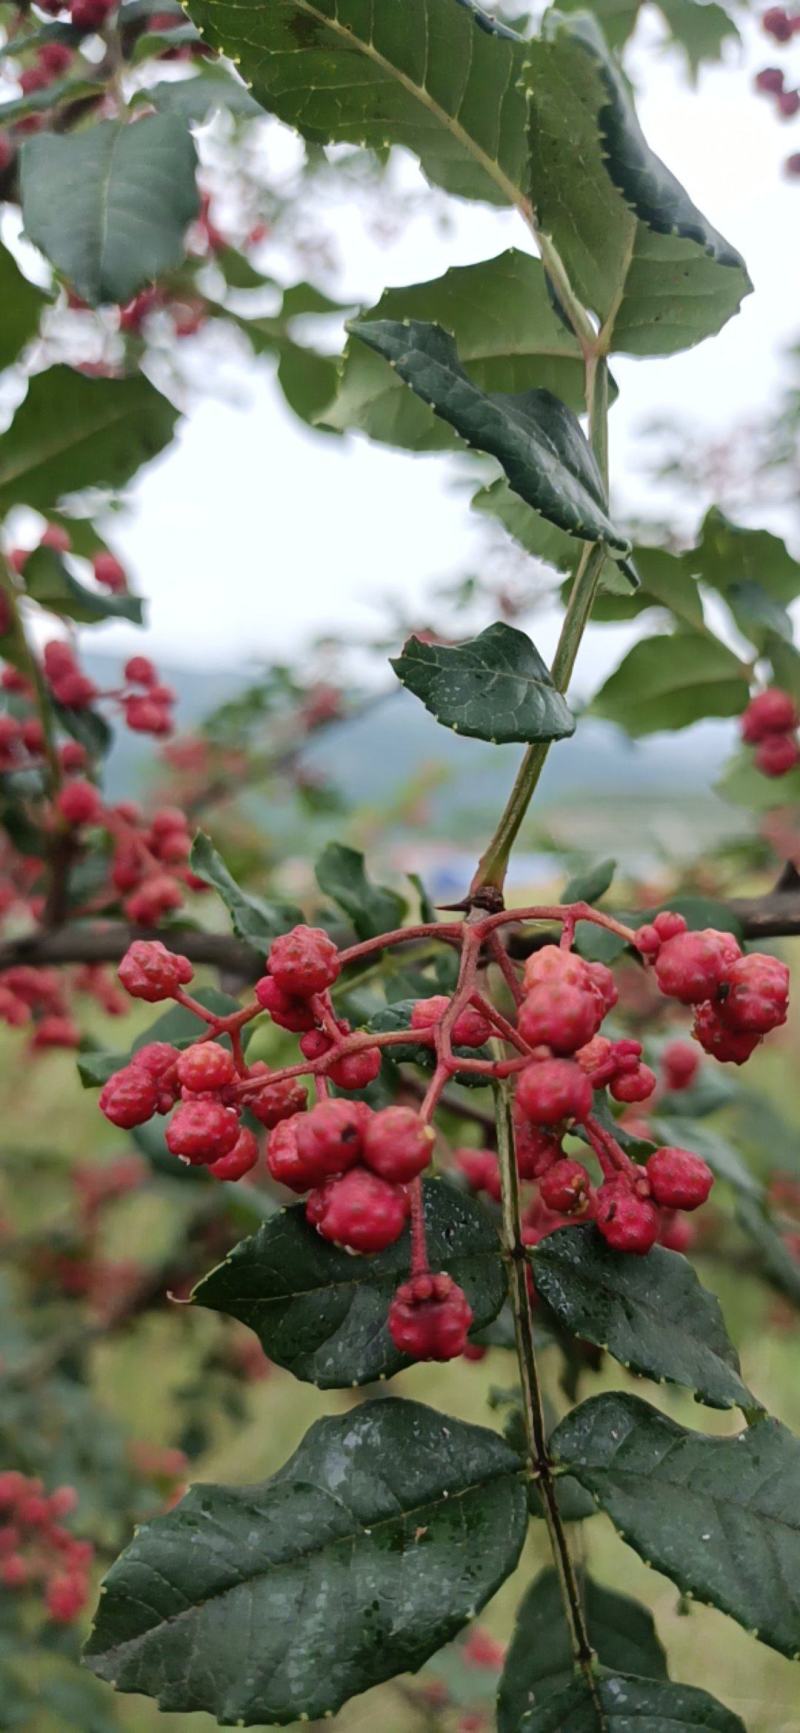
[737,1196,800,1307]
[552,1393,800,1659]
[21,117,199,306]
[589,546,705,628]
[517,1672,745,1732]
[193,1180,505,1386]
[683,509,800,652]
[315,842,406,941]
[84,1398,527,1724]
[525,12,750,354]
[0,367,178,511]
[498,1567,667,1729]
[352,320,629,555]
[146,69,263,120]
[562,859,616,904]
[0,241,46,371]
[325,250,589,447]
[24,546,143,626]
[190,833,302,949]
[532,1224,756,1411]
[391,623,575,745]
[184,0,530,206]
[590,631,749,735]
[472,476,584,577]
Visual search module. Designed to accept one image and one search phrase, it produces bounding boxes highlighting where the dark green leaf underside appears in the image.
[190,832,302,947]
[391,623,575,744]
[518,1672,745,1731]
[84,1398,527,1725]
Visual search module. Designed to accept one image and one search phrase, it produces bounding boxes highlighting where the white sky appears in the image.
[44,11,800,685]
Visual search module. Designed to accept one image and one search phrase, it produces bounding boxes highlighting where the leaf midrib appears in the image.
[199,1240,499,1310]
[0,381,157,492]
[89,1462,523,1656]
[275,0,532,220]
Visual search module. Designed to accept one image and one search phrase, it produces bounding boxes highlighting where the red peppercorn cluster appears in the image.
[640,915,789,1063]
[0,1471,92,1624]
[740,687,800,777]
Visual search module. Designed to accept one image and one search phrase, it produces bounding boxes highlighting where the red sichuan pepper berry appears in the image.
[646,1147,714,1211]
[55,779,102,827]
[515,1058,593,1127]
[165,1099,240,1165]
[255,974,317,1031]
[209,1126,259,1182]
[538,1159,590,1214]
[362,1107,435,1183]
[267,925,340,998]
[246,1063,308,1128]
[175,1040,236,1093]
[454,1147,502,1200]
[517,981,602,1054]
[388,1272,473,1360]
[294,1098,366,1180]
[594,1183,660,1254]
[741,688,798,741]
[308,1168,409,1252]
[99,1064,159,1128]
[267,1116,316,1192]
[409,994,492,1047]
[118,940,193,1002]
[662,1039,700,1091]
[755,734,800,776]
[654,928,740,1004]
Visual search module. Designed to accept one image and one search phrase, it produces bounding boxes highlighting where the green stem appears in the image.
[494,1084,603,1707]
[0,556,62,795]
[471,540,606,893]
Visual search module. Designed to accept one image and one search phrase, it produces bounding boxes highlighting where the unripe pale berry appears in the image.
[362,1106,435,1183]
[295,1098,366,1179]
[119,939,193,1002]
[99,1064,159,1129]
[267,925,340,998]
[209,1126,259,1182]
[165,1099,240,1165]
[388,1272,473,1360]
[539,1159,590,1213]
[654,929,740,1004]
[308,1168,409,1253]
[647,1147,714,1211]
[515,1059,592,1126]
[176,1041,236,1093]
[518,981,602,1055]
[594,1183,659,1254]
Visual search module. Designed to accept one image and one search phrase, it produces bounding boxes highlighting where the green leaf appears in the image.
[472,476,585,578]
[532,1224,757,1412]
[24,546,143,625]
[391,623,575,745]
[324,250,589,447]
[525,11,750,355]
[683,509,800,652]
[551,1392,800,1660]
[21,117,199,307]
[77,988,246,1089]
[590,631,749,735]
[717,750,800,811]
[315,842,406,941]
[190,833,303,949]
[737,1196,800,1307]
[351,320,630,555]
[0,75,103,123]
[84,1398,527,1724]
[589,546,706,629]
[516,1672,745,1732]
[193,1179,505,1387]
[655,0,740,77]
[562,859,616,904]
[0,367,178,511]
[498,1567,667,1729]
[0,240,47,372]
[145,69,263,121]
[183,0,530,207]
[368,999,490,1089]
[53,699,113,760]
